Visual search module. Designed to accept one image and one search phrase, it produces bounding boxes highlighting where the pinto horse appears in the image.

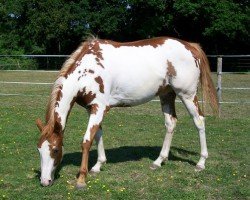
[36,37,218,188]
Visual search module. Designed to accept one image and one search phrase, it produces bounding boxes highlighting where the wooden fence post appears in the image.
[217,56,222,117]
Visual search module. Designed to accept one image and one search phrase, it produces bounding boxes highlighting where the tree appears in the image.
[0,0,249,69]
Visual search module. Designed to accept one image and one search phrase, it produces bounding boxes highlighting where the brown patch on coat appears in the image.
[193,96,204,116]
[88,69,94,74]
[167,60,176,77]
[75,88,96,107]
[54,112,63,134]
[91,104,99,115]
[87,41,104,68]
[94,76,104,93]
[48,134,63,166]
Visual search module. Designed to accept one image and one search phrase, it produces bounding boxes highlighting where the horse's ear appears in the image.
[36,118,44,132]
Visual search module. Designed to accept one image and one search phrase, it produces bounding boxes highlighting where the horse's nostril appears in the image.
[49,180,52,183]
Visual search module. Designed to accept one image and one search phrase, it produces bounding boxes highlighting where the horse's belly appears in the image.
[108,69,163,107]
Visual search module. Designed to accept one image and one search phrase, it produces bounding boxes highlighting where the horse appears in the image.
[36,36,218,188]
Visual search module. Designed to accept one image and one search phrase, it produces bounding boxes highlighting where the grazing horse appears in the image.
[36,37,218,188]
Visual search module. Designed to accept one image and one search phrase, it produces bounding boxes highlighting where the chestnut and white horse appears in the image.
[36,37,218,188]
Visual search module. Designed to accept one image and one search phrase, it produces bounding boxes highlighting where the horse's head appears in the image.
[36,118,63,186]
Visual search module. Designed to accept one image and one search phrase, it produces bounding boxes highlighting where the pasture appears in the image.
[0,71,249,199]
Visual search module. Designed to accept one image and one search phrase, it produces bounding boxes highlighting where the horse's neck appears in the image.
[54,77,78,130]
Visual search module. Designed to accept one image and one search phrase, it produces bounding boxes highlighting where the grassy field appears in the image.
[0,71,249,199]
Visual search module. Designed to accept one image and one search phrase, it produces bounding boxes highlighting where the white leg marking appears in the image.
[181,97,208,171]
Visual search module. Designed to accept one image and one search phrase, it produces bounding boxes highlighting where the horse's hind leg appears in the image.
[151,91,177,170]
[89,127,107,175]
[180,95,208,171]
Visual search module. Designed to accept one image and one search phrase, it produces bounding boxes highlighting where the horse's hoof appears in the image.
[195,165,205,172]
[76,182,87,189]
[150,163,160,170]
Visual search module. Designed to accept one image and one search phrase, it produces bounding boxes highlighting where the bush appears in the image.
[0,56,38,70]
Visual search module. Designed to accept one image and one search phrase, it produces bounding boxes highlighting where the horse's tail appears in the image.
[190,43,219,115]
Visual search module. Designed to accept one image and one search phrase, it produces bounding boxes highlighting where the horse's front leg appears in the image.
[76,104,107,189]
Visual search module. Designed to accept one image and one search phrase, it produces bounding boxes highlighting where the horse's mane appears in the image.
[42,36,97,136]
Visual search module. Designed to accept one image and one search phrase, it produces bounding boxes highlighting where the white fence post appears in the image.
[217,56,222,117]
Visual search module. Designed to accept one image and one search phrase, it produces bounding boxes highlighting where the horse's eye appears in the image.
[53,148,59,154]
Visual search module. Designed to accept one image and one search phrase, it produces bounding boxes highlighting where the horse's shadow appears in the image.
[36,146,198,182]
[60,146,197,169]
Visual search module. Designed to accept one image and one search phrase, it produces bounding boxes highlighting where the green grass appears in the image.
[0,71,249,199]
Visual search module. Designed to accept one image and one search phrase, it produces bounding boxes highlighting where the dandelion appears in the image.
[102,185,106,188]
[68,192,70,195]
[107,189,110,192]
[243,175,246,178]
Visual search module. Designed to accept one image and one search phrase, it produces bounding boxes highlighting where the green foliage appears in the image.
[0,35,38,70]
[0,0,249,69]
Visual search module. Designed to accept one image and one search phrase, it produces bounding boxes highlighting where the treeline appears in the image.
[0,0,249,69]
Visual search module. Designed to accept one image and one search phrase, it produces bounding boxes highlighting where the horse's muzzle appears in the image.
[40,178,53,187]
